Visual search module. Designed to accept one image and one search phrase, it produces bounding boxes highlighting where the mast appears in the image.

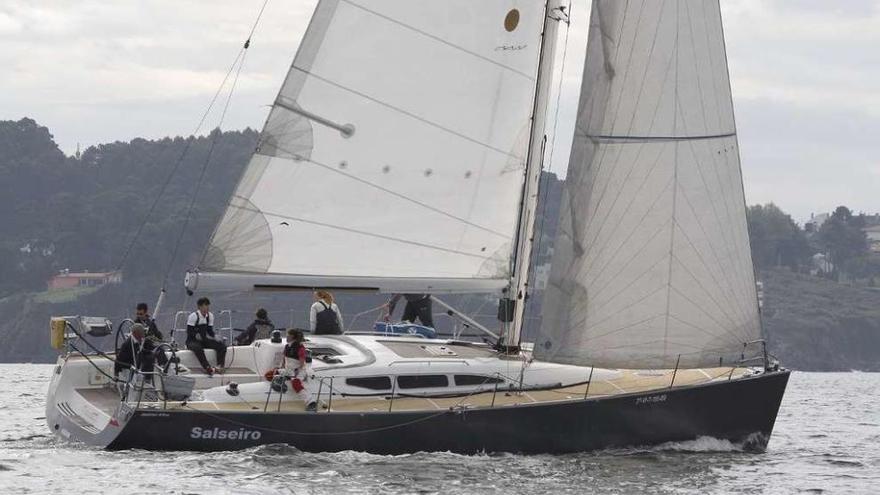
[501,0,561,350]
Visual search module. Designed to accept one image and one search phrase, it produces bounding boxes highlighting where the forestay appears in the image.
[191,0,547,293]
[535,0,762,368]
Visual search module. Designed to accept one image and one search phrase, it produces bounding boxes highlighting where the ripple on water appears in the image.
[0,366,878,495]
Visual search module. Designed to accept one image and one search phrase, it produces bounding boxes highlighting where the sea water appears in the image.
[0,365,876,494]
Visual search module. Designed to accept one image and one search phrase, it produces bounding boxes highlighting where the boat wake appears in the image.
[603,434,769,456]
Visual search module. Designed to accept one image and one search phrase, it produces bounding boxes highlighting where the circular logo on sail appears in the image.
[504,9,520,32]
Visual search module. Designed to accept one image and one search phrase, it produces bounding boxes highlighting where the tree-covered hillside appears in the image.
[0,118,257,298]
[0,118,878,370]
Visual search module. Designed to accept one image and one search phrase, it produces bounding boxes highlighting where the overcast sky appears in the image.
[1,0,877,223]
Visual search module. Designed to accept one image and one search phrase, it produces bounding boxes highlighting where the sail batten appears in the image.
[535,0,762,369]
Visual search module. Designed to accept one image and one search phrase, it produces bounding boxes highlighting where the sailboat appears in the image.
[46,0,789,453]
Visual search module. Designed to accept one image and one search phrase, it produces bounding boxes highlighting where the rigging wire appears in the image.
[162,45,249,288]
[114,48,246,275]
[114,0,272,291]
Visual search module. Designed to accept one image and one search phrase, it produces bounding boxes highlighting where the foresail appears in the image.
[198,0,547,292]
[534,0,763,369]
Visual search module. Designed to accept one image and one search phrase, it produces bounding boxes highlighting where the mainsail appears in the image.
[535,0,763,368]
[189,0,548,293]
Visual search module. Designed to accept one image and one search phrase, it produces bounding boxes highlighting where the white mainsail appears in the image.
[534,0,763,368]
[190,0,548,293]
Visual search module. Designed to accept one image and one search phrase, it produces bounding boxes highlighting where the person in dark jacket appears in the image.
[235,308,274,345]
[383,293,434,328]
[135,302,168,367]
[134,302,163,340]
[186,297,227,375]
[114,323,155,378]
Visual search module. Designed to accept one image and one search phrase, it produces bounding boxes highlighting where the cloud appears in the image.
[0,11,22,34]
[0,0,876,222]
[544,0,880,222]
[0,0,318,150]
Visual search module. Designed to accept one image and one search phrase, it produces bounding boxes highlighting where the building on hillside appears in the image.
[47,269,122,290]
[864,225,880,253]
[810,253,833,276]
[804,212,830,233]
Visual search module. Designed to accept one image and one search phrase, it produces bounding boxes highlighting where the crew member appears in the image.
[135,302,168,368]
[134,302,163,340]
[383,293,434,328]
[114,323,155,379]
[284,328,316,411]
[235,308,274,345]
[309,290,343,335]
[186,297,227,375]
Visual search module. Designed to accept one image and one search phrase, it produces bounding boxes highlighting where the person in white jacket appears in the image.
[309,290,344,335]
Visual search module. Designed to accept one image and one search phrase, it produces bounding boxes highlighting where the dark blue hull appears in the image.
[108,370,790,454]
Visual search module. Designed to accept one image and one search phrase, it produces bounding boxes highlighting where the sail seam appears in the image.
[676,139,754,319]
[243,148,510,239]
[663,0,681,360]
[719,143,760,326]
[290,65,525,161]
[666,313,745,348]
[340,0,536,81]
[577,313,668,344]
[595,337,740,353]
[678,137,754,324]
[572,285,668,339]
[227,201,507,261]
[669,226,744,331]
[667,282,747,345]
[571,0,662,247]
[576,152,674,282]
[585,132,735,142]
[572,12,680,265]
[683,0,714,138]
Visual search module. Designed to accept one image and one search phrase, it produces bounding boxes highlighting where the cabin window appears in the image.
[397,375,449,389]
[454,374,504,386]
[345,376,391,390]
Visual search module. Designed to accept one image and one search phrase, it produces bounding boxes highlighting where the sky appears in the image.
[1,0,877,223]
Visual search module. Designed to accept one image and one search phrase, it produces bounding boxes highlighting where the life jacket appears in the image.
[314,301,341,335]
[284,342,312,364]
[283,342,312,390]
[189,311,213,341]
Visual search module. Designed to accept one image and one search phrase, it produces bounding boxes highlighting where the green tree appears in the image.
[818,206,869,279]
[747,203,812,270]
[0,118,257,298]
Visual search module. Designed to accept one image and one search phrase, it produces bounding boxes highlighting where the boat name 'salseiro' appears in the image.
[190,427,263,441]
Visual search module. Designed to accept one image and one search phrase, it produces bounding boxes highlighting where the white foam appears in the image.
[655,436,744,452]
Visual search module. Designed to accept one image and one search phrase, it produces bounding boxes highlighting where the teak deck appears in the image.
[79,367,752,416]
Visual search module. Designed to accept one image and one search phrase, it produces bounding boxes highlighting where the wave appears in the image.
[600,433,769,456]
